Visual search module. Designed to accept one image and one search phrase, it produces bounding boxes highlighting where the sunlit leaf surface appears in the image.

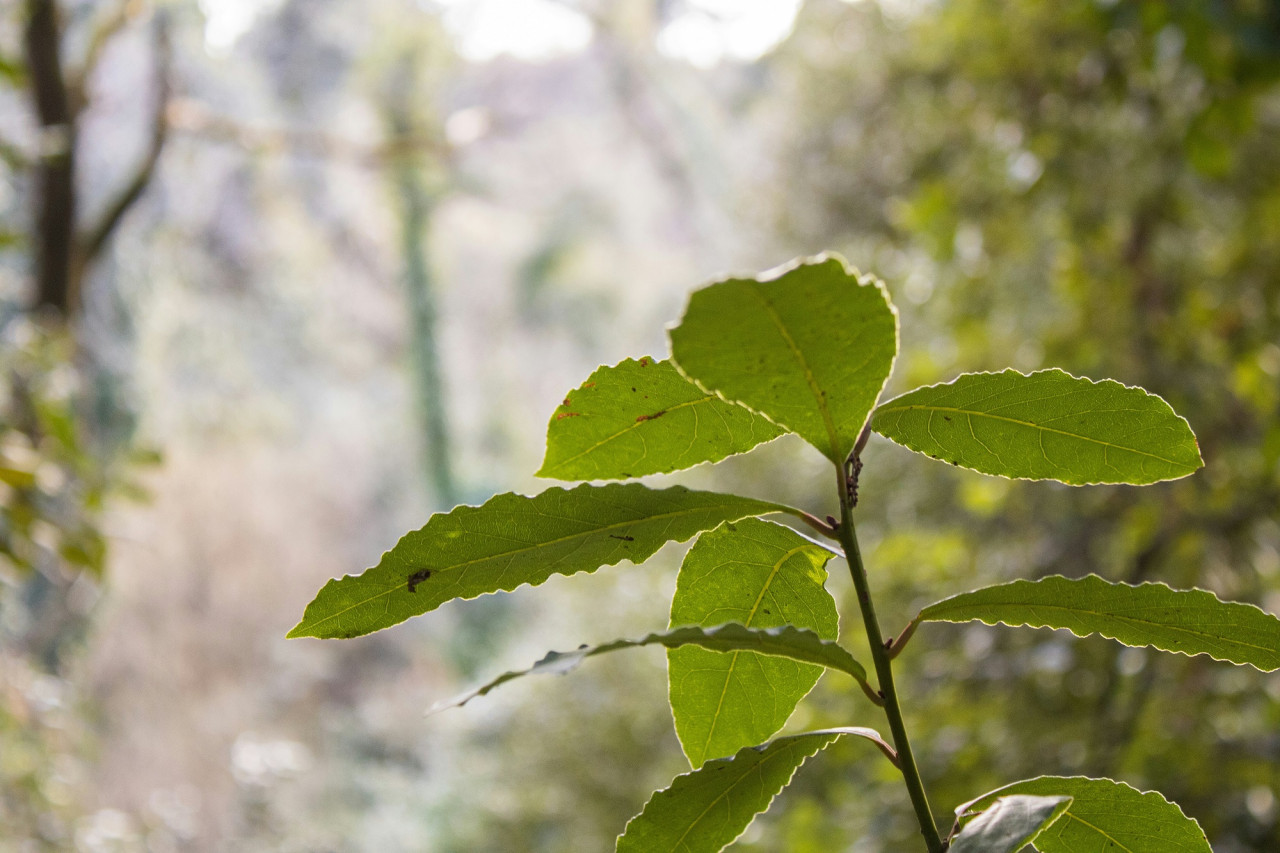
[616,728,891,853]
[538,357,783,481]
[872,369,1202,484]
[668,519,839,767]
[959,777,1210,853]
[920,575,1280,671]
[670,255,898,464]
[288,485,781,639]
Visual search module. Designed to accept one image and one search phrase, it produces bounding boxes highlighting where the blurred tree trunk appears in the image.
[22,0,171,319]
[386,55,457,506]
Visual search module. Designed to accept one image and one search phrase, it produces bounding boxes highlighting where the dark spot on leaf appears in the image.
[636,410,668,422]
[727,523,737,531]
[563,397,572,406]
[763,609,771,615]
[609,534,635,541]
[943,416,951,422]
[639,357,650,366]
[950,460,958,466]
[631,387,637,392]
[582,382,595,389]
[556,412,582,420]
[407,569,432,592]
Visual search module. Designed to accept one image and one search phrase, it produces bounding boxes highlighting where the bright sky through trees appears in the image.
[200,0,805,65]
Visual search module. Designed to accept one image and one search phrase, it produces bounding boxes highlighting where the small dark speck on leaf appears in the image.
[563,397,571,406]
[631,387,637,392]
[943,416,951,422]
[610,534,635,541]
[639,357,650,366]
[556,412,582,420]
[726,523,737,531]
[407,569,432,592]
[636,410,668,422]
[763,609,771,615]
[950,460,958,466]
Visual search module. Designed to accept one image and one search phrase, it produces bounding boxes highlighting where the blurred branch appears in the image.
[66,0,135,114]
[78,10,171,265]
[168,98,447,167]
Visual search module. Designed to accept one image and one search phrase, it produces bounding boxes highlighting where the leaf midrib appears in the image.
[665,741,817,853]
[748,281,841,461]
[924,598,1278,660]
[698,544,812,762]
[547,396,717,471]
[300,497,775,634]
[876,403,1191,467]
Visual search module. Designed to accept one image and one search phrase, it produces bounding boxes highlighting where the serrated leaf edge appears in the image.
[668,252,900,464]
[616,727,896,853]
[872,367,1204,486]
[956,775,1210,850]
[536,356,787,482]
[918,574,1280,671]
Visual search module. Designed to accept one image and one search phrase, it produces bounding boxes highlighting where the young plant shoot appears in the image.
[292,255,1276,852]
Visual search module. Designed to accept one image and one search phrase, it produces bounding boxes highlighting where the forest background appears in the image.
[2,0,1279,850]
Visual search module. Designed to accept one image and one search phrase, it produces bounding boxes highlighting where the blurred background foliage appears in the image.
[0,0,1278,850]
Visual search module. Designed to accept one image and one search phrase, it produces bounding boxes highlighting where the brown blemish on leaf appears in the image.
[563,397,572,406]
[635,410,667,422]
[556,412,582,420]
[407,569,432,592]
[609,534,635,541]
[639,357,650,366]
[582,382,596,389]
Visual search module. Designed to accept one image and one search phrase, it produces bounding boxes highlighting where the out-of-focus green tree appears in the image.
[749,1,1280,849]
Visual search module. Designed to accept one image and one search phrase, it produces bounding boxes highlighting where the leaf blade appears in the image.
[538,357,785,481]
[959,777,1210,853]
[669,254,898,464]
[431,622,870,713]
[919,575,1280,672]
[616,728,892,853]
[288,484,782,639]
[872,369,1203,485]
[668,519,840,767]
[947,795,1071,853]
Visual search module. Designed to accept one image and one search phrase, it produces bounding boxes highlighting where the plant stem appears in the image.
[836,467,943,853]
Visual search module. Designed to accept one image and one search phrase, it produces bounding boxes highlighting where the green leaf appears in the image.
[537,357,784,481]
[918,575,1280,672]
[947,795,1072,853]
[668,518,840,767]
[872,369,1203,485]
[616,728,894,853]
[669,254,898,464]
[431,622,871,713]
[288,484,782,639]
[959,777,1210,853]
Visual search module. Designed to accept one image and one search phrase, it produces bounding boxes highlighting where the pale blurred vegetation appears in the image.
[1,1,1278,851]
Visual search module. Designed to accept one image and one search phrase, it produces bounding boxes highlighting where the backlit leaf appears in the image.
[919,575,1280,671]
[431,622,870,713]
[959,777,1210,853]
[616,728,893,853]
[947,795,1071,853]
[288,484,782,639]
[872,369,1202,485]
[669,254,898,464]
[668,519,839,767]
[538,357,783,481]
